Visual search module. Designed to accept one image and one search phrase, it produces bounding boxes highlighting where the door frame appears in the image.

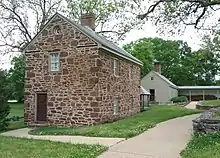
[35,92,47,122]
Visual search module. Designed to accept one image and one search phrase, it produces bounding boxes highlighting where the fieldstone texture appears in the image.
[193,107,220,133]
[24,15,141,127]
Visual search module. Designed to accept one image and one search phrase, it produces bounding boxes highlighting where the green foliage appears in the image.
[29,106,200,138]
[181,133,220,158]
[0,70,10,131]
[123,37,220,86]
[170,96,188,103]
[7,55,25,101]
[0,136,107,158]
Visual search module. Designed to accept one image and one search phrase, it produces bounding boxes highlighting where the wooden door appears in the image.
[36,93,47,121]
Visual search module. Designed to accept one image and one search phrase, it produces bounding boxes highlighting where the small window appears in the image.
[53,25,61,35]
[114,59,119,76]
[151,77,154,80]
[50,53,60,72]
[113,96,119,115]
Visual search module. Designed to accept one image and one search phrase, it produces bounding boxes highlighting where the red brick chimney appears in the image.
[80,13,96,31]
[154,60,161,74]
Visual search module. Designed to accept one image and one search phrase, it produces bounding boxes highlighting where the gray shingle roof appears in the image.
[23,13,142,65]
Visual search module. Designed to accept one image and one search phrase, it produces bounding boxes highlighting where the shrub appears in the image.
[0,70,10,131]
[170,96,188,103]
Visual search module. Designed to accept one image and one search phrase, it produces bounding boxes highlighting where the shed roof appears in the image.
[140,86,150,95]
[178,86,220,90]
[23,13,142,66]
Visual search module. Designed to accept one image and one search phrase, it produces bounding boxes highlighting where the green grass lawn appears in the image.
[181,133,220,158]
[29,106,201,138]
[200,100,220,107]
[0,136,107,158]
[1,103,26,132]
[9,103,24,117]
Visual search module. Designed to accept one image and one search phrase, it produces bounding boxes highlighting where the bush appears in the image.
[170,96,188,103]
[0,70,10,131]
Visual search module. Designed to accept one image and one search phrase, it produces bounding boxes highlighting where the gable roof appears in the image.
[152,71,178,89]
[23,13,142,66]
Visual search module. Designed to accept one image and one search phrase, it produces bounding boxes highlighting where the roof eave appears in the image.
[101,46,143,66]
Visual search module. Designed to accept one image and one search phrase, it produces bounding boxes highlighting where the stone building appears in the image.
[23,13,142,127]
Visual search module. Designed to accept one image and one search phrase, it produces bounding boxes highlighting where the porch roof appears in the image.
[178,86,220,90]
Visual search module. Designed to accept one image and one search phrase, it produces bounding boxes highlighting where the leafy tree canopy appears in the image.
[123,37,220,86]
[7,55,25,102]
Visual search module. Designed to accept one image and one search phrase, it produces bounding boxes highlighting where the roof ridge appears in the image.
[23,12,142,65]
[152,71,178,88]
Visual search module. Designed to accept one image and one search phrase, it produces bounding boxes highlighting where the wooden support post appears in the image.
[202,90,205,100]
[218,90,219,100]
[189,90,191,102]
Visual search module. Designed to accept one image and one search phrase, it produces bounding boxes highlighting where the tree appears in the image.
[137,0,220,33]
[7,55,25,102]
[123,37,220,86]
[0,0,144,55]
[188,49,220,86]
[0,0,64,54]
[66,0,144,41]
[0,70,10,131]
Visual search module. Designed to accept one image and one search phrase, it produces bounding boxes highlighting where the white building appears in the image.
[141,61,220,103]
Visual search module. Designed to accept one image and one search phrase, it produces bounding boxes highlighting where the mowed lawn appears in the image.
[200,100,220,107]
[3,103,26,131]
[0,136,106,158]
[29,106,201,138]
[182,133,220,158]
[9,103,24,117]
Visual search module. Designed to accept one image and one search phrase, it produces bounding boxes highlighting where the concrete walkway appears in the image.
[185,101,198,109]
[0,128,125,147]
[99,114,199,158]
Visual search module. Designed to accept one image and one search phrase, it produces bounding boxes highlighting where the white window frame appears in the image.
[114,59,119,76]
[50,53,60,72]
[113,96,119,115]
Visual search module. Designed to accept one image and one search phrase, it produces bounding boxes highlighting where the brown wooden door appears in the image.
[36,93,47,121]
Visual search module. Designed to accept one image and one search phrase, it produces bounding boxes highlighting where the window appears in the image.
[151,77,154,80]
[50,53,60,72]
[53,25,61,35]
[114,59,119,76]
[113,96,119,115]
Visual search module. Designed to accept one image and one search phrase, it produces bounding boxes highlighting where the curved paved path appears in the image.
[0,128,125,147]
[99,114,199,158]
[185,101,198,109]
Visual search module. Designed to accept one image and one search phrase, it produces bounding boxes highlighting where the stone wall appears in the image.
[96,49,141,123]
[24,14,141,127]
[193,107,220,133]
